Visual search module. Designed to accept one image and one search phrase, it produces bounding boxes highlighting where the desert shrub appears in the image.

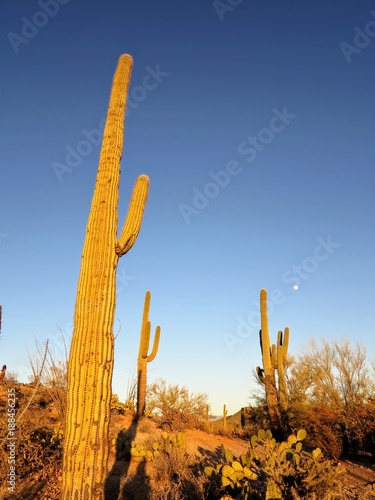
[124,398,136,411]
[288,338,373,409]
[2,426,63,482]
[137,415,156,435]
[343,397,375,458]
[120,431,209,500]
[2,370,19,385]
[27,337,68,423]
[285,337,375,459]
[125,369,137,412]
[147,379,208,431]
[205,428,346,500]
[156,408,200,431]
[151,447,209,500]
[239,405,273,440]
[43,358,67,421]
[288,403,344,460]
[111,393,130,415]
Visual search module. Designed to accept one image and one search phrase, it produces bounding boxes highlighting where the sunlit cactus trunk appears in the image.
[136,290,160,419]
[257,288,290,433]
[259,288,281,428]
[61,54,149,500]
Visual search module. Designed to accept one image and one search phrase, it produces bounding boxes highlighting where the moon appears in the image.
[293,285,299,291]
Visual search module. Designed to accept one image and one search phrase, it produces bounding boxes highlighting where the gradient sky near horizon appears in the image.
[0,1,374,415]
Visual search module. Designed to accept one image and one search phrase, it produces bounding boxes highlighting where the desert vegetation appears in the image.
[1,55,375,500]
[2,294,375,498]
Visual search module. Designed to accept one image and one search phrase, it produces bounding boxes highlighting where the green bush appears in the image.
[110,393,130,415]
[288,403,344,460]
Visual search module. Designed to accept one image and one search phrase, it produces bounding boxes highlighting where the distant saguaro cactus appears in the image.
[61,55,149,500]
[256,288,289,432]
[222,404,228,432]
[136,290,160,419]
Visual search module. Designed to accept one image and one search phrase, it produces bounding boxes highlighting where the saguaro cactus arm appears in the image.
[138,292,160,360]
[277,344,288,411]
[260,288,272,375]
[256,366,265,384]
[277,328,289,411]
[281,327,289,362]
[146,324,161,362]
[116,175,149,256]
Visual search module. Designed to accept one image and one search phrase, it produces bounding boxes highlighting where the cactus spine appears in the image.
[257,289,289,431]
[62,55,149,500]
[136,290,160,419]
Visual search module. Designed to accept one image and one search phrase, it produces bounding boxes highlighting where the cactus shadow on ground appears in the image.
[104,417,138,500]
[197,445,228,467]
[119,461,151,500]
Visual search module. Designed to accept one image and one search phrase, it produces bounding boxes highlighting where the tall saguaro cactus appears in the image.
[136,290,160,419]
[256,288,289,432]
[61,55,149,500]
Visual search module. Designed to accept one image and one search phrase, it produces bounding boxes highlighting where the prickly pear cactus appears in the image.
[129,431,185,462]
[205,428,344,499]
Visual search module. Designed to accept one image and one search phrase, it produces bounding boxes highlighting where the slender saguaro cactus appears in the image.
[136,290,160,419]
[61,55,149,500]
[256,289,289,431]
[222,404,228,432]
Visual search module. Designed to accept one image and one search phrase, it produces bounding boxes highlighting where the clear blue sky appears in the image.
[0,1,374,415]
